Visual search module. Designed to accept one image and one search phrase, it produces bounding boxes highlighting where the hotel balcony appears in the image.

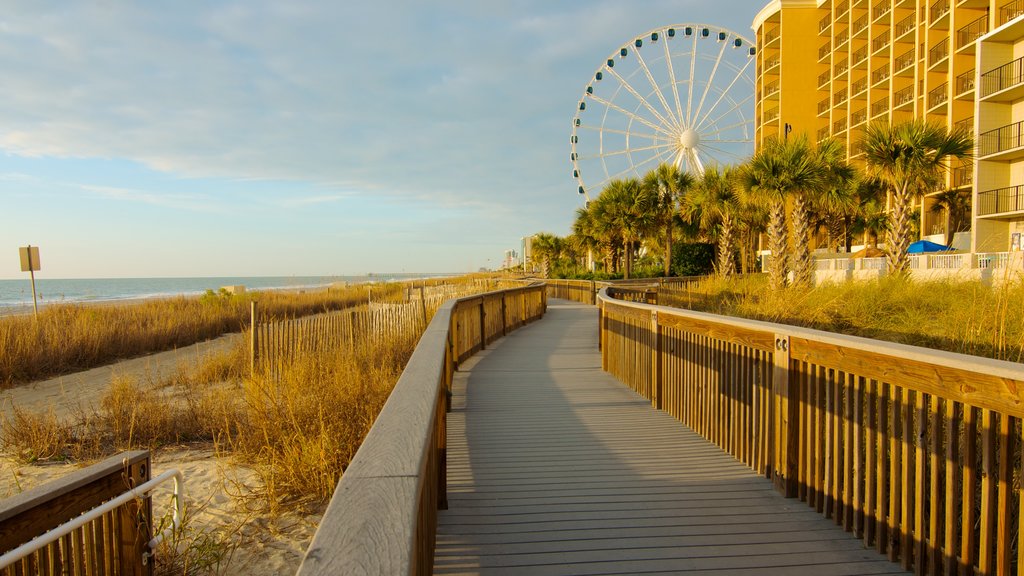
[977,184,1024,216]
[834,118,848,133]
[956,14,988,52]
[763,26,781,47]
[894,48,916,76]
[928,37,949,71]
[872,34,890,55]
[852,13,870,37]
[1001,0,1024,25]
[929,0,951,27]
[872,62,891,85]
[873,0,891,21]
[763,106,780,123]
[955,68,975,99]
[980,55,1024,100]
[952,165,973,188]
[819,42,832,62]
[852,45,868,66]
[851,77,869,96]
[763,80,780,99]
[818,71,831,89]
[818,97,831,116]
[763,56,781,75]
[819,14,832,33]
[894,14,916,40]
[927,82,949,111]
[834,60,850,79]
[978,119,1024,159]
[833,88,848,106]
[817,126,831,143]
[894,85,915,109]
[871,98,890,117]
[954,116,974,134]
[851,108,868,127]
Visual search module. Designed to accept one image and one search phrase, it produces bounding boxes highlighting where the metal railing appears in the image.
[296,283,547,575]
[1001,0,1024,24]
[894,48,916,73]
[820,14,833,32]
[764,106,780,123]
[978,120,1024,157]
[764,80,780,97]
[764,56,781,71]
[894,13,916,37]
[835,60,849,76]
[833,87,849,105]
[819,42,832,61]
[930,0,950,21]
[977,184,1024,215]
[818,126,832,142]
[851,108,868,126]
[852,77,868,96]
[957,14,988,48]
[852,13,870,34]
[764,26,781,45]
[598,286,1024,576]
[980,55,1024,97]
[953,165,973,187]
[954,116,974,133]
[928,37,949,66]
[819,71,832,88]
[873,0,891,20]
[927,82,948,109]
[852,45,869,65]
[956,68,975,96]
[872,35,890,53]
[834,117,849,133]
[872,98,890,117]
[873,62,891,83]
[894,84,915,107]
[819,97,831,115]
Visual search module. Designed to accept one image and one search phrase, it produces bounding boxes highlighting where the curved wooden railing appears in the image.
[296,283,546,576]
[598,286,1024,576]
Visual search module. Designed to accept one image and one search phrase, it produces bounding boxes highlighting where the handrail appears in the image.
[981,54,1024,97]
[597,288,1024,576]
[0,469,184,569]
[296,282,546,575]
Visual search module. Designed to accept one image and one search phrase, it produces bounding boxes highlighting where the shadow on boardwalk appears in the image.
[434,299,906,576]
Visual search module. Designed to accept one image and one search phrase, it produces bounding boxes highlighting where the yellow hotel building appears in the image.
[753,0,1024,260]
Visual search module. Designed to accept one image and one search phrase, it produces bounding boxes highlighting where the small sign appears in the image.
[19,246,40,272]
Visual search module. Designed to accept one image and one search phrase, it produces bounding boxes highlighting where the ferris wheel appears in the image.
[571,24,757,200]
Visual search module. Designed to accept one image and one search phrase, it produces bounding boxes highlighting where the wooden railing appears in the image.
[597,288,1024,576]
[0,451,152,575]
[295,283,546,576]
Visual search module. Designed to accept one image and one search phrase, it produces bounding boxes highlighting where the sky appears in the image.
[0,1,766,279]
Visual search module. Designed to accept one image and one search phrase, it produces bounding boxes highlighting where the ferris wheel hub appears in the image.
[679,128,700,150]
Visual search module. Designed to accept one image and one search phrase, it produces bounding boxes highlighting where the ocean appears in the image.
[0,274,453,309]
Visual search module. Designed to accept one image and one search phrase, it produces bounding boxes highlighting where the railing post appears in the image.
[590,280,596,304]
[118,454,153,576]
[479,298,486,350]
[772,333,798,498]
[501,293,507,337]
[651,310,662,410]
[250,301,258,376]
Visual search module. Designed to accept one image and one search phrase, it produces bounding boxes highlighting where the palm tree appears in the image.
[571,205,601,272]
[809,139,859,254]
[643,163,695,277]
[862,120,973,274]
[682,166,738,277]
[929,187,972,248]
[737,135,823,290]
[599,178,653,279]
[531,233,562,278]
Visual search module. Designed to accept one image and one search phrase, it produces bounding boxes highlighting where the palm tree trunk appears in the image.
[664,222,672,277]
[768,200,788,290]
[886,186,912,275]
[791,196,813,286]
[717,214,736,277]
[624,237,633,279]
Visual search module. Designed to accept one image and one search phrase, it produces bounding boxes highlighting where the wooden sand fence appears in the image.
[598,284,1024,576]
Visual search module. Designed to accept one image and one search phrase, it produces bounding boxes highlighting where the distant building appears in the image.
[521,236,536,273]
[503,249,519,270]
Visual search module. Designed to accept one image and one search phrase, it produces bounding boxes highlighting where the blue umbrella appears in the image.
[907,240,951,253]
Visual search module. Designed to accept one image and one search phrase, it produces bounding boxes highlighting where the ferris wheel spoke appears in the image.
[577,124,675,143]
[701,117,755,139]
[700,143,747,162]
[632,46,682,131]
[602,66,679,133]
[663,33,686,128]
[699,94,755,134]
[693,56,755,131]
[607,149,674,182]
[587,94,675,137]
[578,142,676,160]
[691,35,730,127]
[685,33,699,125]
[701,138,751,144]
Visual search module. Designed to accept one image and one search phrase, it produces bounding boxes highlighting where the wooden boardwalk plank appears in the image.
[435,300,905,575]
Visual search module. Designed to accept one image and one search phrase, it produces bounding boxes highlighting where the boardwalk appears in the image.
[434,299,905,576]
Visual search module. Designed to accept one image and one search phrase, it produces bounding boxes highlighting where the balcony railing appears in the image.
[834,29,849,49]
[953,165,973,188]
[819,42,832,60]
[977,185,1024,215]
[957,14,988,49]
[764,80,780,97]
[894,13,916,37]
[894,85,915,107]
[930,0,950,22]
[956,68,975,95]
[873,62,891,83]
[895,48,916,73]
[871,99,890,116]
[852,45,868,65]
[978,120,1024,156]
[817,126,831,142]
[851,108,868,126]
[764,56,781,71]
[851,77,868,95]
[764,106,780,123]
[834,60,849,76]
[872,35,890,54]
[820,14,833,32]
[928,82,949,109]
[764,27,781,45]
[1001,0,1024,24]
[929,37,949,66]
[852,13,870,34]
[833,87,848,104]
[834,118,848,132]
[818,97,831,115]
[873,0,891,20]
[981,55,1024,97]
[819,71,831,88]
[954,116,974,133]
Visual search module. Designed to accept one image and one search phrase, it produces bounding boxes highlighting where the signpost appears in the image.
[18,245,40,317]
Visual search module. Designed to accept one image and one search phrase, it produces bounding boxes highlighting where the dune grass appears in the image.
[664,274,1024,362]
[0,283,408,387]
